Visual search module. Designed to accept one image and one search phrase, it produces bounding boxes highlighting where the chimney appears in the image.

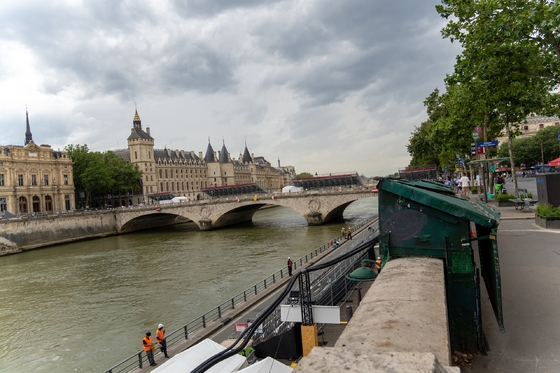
[251,153,254,162]
[228,153,231,161]
[199,151,203,159]
[146,127,151,135]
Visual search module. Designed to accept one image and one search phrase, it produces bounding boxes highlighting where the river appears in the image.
[0,197,377,373]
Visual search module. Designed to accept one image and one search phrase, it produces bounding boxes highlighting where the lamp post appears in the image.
[538,136,544,172]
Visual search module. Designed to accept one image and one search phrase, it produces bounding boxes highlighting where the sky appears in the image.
[0,0,461,177]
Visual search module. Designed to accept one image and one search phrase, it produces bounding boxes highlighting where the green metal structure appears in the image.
[377,178,504,354]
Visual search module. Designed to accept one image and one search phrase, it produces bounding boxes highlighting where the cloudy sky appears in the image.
[0,0,461,176]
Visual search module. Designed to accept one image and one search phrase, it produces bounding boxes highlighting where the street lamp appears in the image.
[538,136,544,171]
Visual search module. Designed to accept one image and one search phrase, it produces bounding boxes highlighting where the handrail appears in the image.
[103,217,377,373]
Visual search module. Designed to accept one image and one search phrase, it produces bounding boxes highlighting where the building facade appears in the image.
[121,110,288,202]
[0,112,75,215]
[497,115,560,143]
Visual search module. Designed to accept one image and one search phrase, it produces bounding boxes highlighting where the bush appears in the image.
[470,186,478,193]
[494,193,516,202]
[536,204,560,220]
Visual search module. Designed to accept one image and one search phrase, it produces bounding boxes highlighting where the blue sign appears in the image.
[558,134,560,141]
[458,158,464,166]
[477,140,499,147]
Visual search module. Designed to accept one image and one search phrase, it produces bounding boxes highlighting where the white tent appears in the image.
[237,357,293,373]
[281,186,303,193]
[151,338,246,373]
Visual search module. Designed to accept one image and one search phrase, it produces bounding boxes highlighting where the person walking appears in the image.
[459,172,470,197]
[347,227,353,240]
[156,323,170,358]
[287,257,293,276]
[341,227,346,239]
[142,331,157,366]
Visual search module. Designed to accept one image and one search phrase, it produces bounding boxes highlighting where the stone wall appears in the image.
[0,211,118,255]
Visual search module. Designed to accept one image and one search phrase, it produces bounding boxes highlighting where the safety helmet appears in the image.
[288,257,290,259]
[146,331,151,336]
[377,257,381,260]
[158,324,164,329]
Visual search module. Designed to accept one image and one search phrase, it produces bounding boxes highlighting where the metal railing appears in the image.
[103,217,377,373]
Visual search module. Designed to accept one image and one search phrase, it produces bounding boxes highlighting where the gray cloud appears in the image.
[0,0,460,176]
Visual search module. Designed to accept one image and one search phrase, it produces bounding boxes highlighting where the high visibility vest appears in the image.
[375,260,382,270]
[143,336,153,352]
[156,329,165,343]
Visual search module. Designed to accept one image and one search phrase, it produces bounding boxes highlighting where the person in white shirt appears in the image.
[459,172,471,196]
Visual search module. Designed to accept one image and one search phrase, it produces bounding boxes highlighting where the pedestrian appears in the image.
[459,172,470,197]
[287,257,293,276]
[142,331,157,366]
[474,175,481,195]
[341,227,345,239]
[347,227,353,240]
[156,323,170,358]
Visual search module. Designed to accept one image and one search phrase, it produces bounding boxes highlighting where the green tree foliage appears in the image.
[498,125,560,166]
[296,172,314,178]
[432,0,560,193]
[65,145,142,206]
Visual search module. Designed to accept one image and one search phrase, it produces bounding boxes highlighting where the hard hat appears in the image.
[288,257,290,259]
[377,257,381,260]
[146,331,151,336]
[158,324,164,329]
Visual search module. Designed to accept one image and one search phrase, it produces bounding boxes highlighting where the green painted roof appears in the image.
[378,178,500,228]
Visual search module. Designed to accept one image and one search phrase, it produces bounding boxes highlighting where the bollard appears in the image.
[346,305,353,321]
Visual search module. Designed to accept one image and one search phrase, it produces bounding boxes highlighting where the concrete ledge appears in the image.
[335,257,451,366]
[293,348,459,373]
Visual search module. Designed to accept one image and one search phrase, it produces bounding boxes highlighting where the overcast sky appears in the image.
[0,0,460,176]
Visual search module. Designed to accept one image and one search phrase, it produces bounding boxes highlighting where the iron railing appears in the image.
[103,217,377,373]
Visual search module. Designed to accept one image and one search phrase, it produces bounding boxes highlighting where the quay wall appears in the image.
[0,211,118,255]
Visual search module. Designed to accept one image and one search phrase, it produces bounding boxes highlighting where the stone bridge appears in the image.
[115,190,377,233]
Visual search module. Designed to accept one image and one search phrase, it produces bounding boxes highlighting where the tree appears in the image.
[436,0,560,195]
[296,172,314,179]
[65,145,142,206]
[498,125,560,166]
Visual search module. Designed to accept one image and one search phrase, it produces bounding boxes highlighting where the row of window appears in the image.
[158,180,208,192]
[0,195,71,213]
[158,169,207,179]
[0,174,69,187]
[523,122,560,130]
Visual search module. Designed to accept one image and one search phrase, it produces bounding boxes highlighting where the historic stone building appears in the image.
[0,111,75,216]
[121,110,287,202]
[497,115,560,143]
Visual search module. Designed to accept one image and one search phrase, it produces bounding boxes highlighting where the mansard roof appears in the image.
[219,141,229,163]
[154,148,201,162]
[204,140,216,163]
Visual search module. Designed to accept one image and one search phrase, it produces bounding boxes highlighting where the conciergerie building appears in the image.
[0,111,75,216]
[114,110,291,203]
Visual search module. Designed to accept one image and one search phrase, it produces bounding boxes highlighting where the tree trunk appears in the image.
[505,121,518,196]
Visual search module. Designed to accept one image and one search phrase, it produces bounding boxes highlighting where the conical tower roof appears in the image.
[242,142,252,163]
[204,139,216,163]
[219,140,229,163]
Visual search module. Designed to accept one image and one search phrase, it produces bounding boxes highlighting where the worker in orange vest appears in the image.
[375,257,382,274]
[156,323,170,358]
[142,331,157,366]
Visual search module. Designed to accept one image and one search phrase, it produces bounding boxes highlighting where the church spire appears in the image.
[133,105,142,130]
[25,107,33,145]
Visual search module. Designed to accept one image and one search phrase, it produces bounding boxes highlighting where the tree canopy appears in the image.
[296,172,314,179]
[408,0,559,194]
[65,144,142,206]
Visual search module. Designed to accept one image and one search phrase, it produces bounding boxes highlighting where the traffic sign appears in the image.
[472,131,479,141]
[557,133,560,141]
[478,140,499,147]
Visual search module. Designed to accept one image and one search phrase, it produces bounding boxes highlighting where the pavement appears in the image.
[462,201,560,373]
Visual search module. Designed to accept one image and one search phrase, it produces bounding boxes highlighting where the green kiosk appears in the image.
[377,178,504,354]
